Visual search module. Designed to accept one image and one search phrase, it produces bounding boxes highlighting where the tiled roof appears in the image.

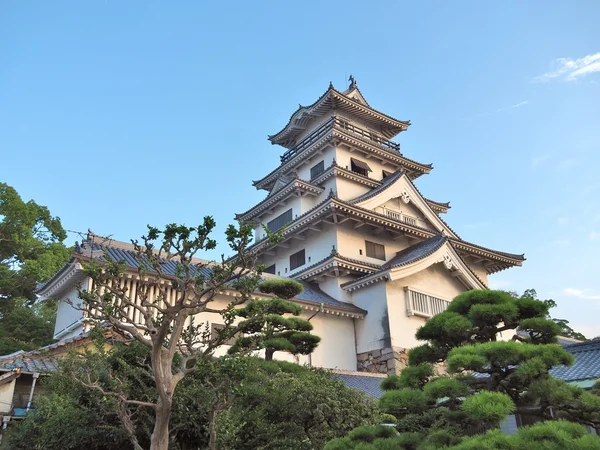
[42,239,365,316]
[348,169,405,204]
[332,370,386,399]
[382,235,447,269]
[0,351,58,373]
[550,340,600,382]
[288,279,366,315]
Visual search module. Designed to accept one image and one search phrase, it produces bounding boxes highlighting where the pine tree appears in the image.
[228,278,321,361]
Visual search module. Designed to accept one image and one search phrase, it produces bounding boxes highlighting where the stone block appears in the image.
[381,347,393,355]
[371,349,381,358]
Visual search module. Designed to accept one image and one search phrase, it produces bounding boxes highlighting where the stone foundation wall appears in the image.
[356,346,409,375]
[357,347,448,376]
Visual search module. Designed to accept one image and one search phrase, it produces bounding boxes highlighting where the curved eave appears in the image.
[425,198,450,214]
[269,86,410,148]
[236,179,324,223]
[341,239,487,292]
[291,252,382,281]
[253,132,431,192]
[248,197,524,276]
[36,258,85,298]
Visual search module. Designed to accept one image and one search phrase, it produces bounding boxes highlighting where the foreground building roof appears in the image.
[550,340,600,383]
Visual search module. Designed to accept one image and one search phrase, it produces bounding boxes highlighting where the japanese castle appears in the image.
[39,77,524,375]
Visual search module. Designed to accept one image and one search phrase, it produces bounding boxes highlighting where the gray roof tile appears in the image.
[551,340,600,382]
[332,372,385,399]
[382,234,447,269]
[77,241,365,315]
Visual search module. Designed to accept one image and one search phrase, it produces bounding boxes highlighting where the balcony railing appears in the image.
[280,116,400,164]
[385,210,417,226]
[405,288,450,318]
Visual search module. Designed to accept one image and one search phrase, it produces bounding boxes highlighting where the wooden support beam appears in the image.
[308,225,322,232]
[291,234,306,240]
[354,221,366,229]
[279,242,290,248]
[337,217,350,224]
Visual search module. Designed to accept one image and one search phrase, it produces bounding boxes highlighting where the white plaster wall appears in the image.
[386,264,467,349]
[335,222,412,266]
[294,146,336,182]
[53,282,86,339]
[259,226,337,277]
[335,147,401,182]
[352,282,390,353]
[317,275,355,305]
[334,177,371,201]
[468,262,489,286]
[0,379,16,413]
[307,312,357,370]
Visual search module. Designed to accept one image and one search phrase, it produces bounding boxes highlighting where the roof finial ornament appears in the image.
[348,74,357,89]
[331,245,339,256]
[329,81,334,89]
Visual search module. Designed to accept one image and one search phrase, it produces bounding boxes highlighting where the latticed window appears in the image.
[290,249,305,270]
[310,160,325,179]
[365,241,385,260]
[267,209,292,232]
[263,264,276,274]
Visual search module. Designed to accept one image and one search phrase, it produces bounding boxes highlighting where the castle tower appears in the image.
[237,78,524,373]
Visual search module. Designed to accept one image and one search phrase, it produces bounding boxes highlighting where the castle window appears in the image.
[290,249,306,270]
[365,240,385,261]
[310,160,325,179]
[263,264,276,275]
[267,208,293,232]
[351,158,371,177]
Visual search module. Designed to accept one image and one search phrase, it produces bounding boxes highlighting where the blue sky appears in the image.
[1,2,599,336]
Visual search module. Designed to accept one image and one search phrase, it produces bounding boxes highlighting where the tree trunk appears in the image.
[208,409,218,450]
[150,397,173,450]
[265,348,275,361]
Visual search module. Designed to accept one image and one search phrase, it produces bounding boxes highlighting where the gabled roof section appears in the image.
[269,81,410,148]
[332,370,386,399]
[236,178,323,223]
[348,170,459,239]
[425,198,450,214]
[381,235,447,269]
[341,235,486,292]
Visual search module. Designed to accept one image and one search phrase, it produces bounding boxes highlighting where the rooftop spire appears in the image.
[348,74,357,90]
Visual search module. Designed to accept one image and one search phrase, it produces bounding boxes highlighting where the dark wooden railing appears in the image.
[280,116,400,163]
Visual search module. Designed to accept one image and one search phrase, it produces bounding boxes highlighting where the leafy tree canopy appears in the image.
[326,289,600,450]
[10,338,379,450]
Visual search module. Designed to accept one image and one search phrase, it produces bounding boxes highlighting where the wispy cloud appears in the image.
[590,231,600,240]
[563,288,600,300]
[461,101,529,120]
[533,52,600,82]
[497,101,529,112]
[555,158,578,170]
[531,154,552,168]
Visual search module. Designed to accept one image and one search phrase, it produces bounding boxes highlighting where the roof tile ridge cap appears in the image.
[449,237,525,260]
[348,169,404,204]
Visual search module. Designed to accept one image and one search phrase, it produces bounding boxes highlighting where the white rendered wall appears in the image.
[0,379,16,413]
[293,146,336,182]
[53,282,86,339]
[259,225,337,277]
[352,282,390,353]
[335,147,401,182]
[334,177,371,201]
[307,312,357,370]
[386,263,467,349]
[335,221,413,266]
